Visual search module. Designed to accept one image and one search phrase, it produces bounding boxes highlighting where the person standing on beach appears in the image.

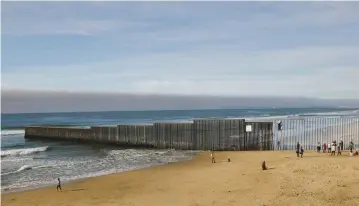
[317,142,321,153]
[337,145,342,156]
[328,142,331,154]
[323,143,327,153]
[262,161,267,170]
[211,151,216,163]
[296,142,300,157]
[277,140,281,150]
[331,142,336,156]
[57,178,62,192]
[339,139,344,151]
[300,146,304,158]
[349,141,354,153]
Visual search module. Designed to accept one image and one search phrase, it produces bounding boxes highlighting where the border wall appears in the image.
[273,117,359,151]
[24,119,273,151]
[25,117,358,151]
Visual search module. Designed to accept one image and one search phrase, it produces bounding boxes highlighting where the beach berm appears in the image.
[2,151,358,206]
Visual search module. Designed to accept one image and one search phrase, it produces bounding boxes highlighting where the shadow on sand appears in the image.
[64,188,87,192]
[266,167,276,170]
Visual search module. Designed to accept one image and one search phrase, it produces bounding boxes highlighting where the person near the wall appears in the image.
[339,139,344,151]
[337,145,342,156]
[323,143,327,153]
[349,141,354,153]
[296,142,300,157]
[317,142,321,153]
[211,151,216,163]
[300,146,304,158]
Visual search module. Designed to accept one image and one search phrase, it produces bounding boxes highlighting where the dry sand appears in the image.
[2,151,359,206]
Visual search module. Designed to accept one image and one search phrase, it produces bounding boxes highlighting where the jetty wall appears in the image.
[25,117,359,151]
[25,119,274,151]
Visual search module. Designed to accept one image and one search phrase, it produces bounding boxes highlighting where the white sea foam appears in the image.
[1,146,49,157]
[1,165,33,176]
[1,149,197,193]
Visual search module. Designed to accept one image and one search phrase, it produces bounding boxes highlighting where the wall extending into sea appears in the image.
[25,119,274,151]
[25,117,359,151]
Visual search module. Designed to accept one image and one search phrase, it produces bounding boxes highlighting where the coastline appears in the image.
[1,150,199,195]
[2,151,359,206]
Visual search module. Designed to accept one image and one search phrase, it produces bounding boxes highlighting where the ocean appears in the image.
[1,108,359,193]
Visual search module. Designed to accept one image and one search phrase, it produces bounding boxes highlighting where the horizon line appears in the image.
[2,107,358,115]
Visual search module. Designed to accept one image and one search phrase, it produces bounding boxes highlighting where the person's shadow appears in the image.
[63,188,87,193]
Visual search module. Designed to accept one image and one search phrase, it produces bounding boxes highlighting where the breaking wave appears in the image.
[1,146,50,157]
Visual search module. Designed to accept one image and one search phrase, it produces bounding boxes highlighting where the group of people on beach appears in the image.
[320,140,342,155]
[296,140,358,158]
[320,140,357,156]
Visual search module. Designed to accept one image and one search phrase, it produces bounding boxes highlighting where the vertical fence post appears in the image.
[315,117,318,150]
[292,118,300,150]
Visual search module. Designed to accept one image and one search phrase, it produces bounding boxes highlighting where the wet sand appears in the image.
[2,150,359,206]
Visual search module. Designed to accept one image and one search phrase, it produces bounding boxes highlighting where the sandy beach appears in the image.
[2,150,359,206]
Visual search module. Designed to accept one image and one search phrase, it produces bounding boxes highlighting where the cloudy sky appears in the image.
[1,1,359,113]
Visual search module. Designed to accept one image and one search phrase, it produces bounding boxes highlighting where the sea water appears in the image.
[1,108,358,192]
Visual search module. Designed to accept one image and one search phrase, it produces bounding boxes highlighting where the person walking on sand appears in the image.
[57,178,62,192]
[337,145,342,156]
[328,142,331,154]
[296,142,300,157]
[211,151,216,163]
[300,146,304,158]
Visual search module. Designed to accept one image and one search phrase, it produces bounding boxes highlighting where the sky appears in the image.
[1,1,359,113]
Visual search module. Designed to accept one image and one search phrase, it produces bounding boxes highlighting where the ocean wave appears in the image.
[107,148,176,157]
[1,164,57,177]
[0,157,33,163]
[1,165,33,176]
[1,148,198,192]
[1,146,49,157]
[0,129,25,137]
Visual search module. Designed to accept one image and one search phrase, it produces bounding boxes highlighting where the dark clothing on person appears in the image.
[300,148,304,158]
[296,143,300,157]
[323,143,327,153]
[262,161,267,170]
[349,142,354,153]
[57,178,62,191]
[340,141,344,150]
[337,146,342,156]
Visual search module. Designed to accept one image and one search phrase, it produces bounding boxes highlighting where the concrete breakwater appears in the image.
[25,119,274,151]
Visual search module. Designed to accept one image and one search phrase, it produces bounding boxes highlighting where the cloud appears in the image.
[2,19,118,36]
[2,2,359,36]
[1,1,359,100]
[2,45,359,98]
[2,89,359,114]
